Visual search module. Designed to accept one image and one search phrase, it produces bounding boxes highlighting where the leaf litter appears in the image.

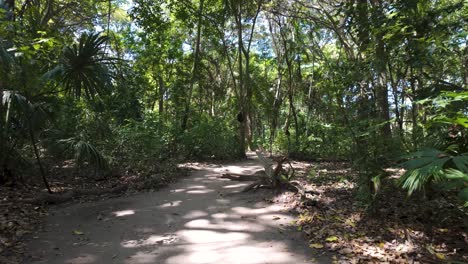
[271,160,467,263]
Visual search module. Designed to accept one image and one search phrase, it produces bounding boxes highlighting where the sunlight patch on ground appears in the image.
[65,254,97,264]
[166,241,297,264]
[183,210,208,219]
[112,209,135,217]
[223,183,249,189]
[159,200,182,208]
[231,205,283,216]
[124,251,158,264]
[171,188,186,193]
[178,230,250,243]
[215,198,230,204]
[186,189,215,194]
[184,218,266,232]
[121,234,179,248]
[186,185,208,189]
[214,165,263,175]
[211,212,228,219]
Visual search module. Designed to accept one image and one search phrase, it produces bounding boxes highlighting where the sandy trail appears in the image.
[26,156,327,264]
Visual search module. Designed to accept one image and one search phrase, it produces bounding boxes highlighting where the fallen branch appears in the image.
[224,150,304,194]
[23,185,128,205]
[220,171,266,181]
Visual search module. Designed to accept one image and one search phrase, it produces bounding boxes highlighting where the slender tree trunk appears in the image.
[375,39,391,135]
[240,1,261,151]
[234,0,246,157]
[286,59,299,146]
[410,67,418,150]
[462,46,468,88]
[182,0,204,131]
[267,15,283,153]
[29,125,52,193]
[158,74,165,115]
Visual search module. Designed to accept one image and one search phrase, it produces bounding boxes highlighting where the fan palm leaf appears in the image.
[399,148,468,197]
[44,33,113,99]
[58,137,108,170]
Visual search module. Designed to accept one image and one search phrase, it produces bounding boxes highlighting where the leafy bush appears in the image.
[110,114,172,169]
[179,116,239,160]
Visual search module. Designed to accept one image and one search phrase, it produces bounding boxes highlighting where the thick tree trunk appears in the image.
[371,0,392,143]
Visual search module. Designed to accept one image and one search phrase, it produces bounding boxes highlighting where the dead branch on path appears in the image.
[220,150,305,195]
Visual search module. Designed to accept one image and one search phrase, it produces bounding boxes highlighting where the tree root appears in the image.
[23,185,128,205]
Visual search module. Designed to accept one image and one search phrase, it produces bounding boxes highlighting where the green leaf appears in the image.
[309,243,324,249]
[73,230,84,235]
[445,169,468,180]
[458,188,468,202]
[452,155,468,172]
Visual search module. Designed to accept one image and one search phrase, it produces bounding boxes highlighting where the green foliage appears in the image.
[58,137,108,171]
[44,33,113,99]
[110,113,172,169]
[180,116,239,160]
[399,148,468,202]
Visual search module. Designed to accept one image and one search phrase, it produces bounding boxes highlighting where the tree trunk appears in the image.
[182,0,204,131]
[372,1,392,142]
[234,0,246,157]
[158,74,165,115]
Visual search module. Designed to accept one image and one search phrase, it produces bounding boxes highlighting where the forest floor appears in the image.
[0,154,466,263]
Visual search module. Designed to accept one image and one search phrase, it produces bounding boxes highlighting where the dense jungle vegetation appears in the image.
[0,0,467,262]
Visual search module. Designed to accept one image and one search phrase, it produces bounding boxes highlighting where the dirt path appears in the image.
[25,156,328,264]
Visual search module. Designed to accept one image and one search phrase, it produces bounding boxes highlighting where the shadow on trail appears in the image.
[26,157,329,264]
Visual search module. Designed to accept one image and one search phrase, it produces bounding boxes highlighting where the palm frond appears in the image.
[43,33,113,99]
[0,44,14,72]
[2,90,49,131]
[399,148,468,197]
[452,154,468,172]
[58,137,108,170]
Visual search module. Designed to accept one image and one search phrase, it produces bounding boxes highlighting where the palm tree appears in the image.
[45,32,114,99]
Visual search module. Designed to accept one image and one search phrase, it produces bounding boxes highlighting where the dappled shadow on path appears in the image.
[25,157,329,264]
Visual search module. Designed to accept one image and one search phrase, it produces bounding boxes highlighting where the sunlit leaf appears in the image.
[73,230,84,235]
[309,243,324,249]
[435,253,446,260]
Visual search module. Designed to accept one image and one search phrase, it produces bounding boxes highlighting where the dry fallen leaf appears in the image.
[326,236,339,242]
[339,248,352,255]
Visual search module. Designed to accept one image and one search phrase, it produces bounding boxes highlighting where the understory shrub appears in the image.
[180,116,239,160]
